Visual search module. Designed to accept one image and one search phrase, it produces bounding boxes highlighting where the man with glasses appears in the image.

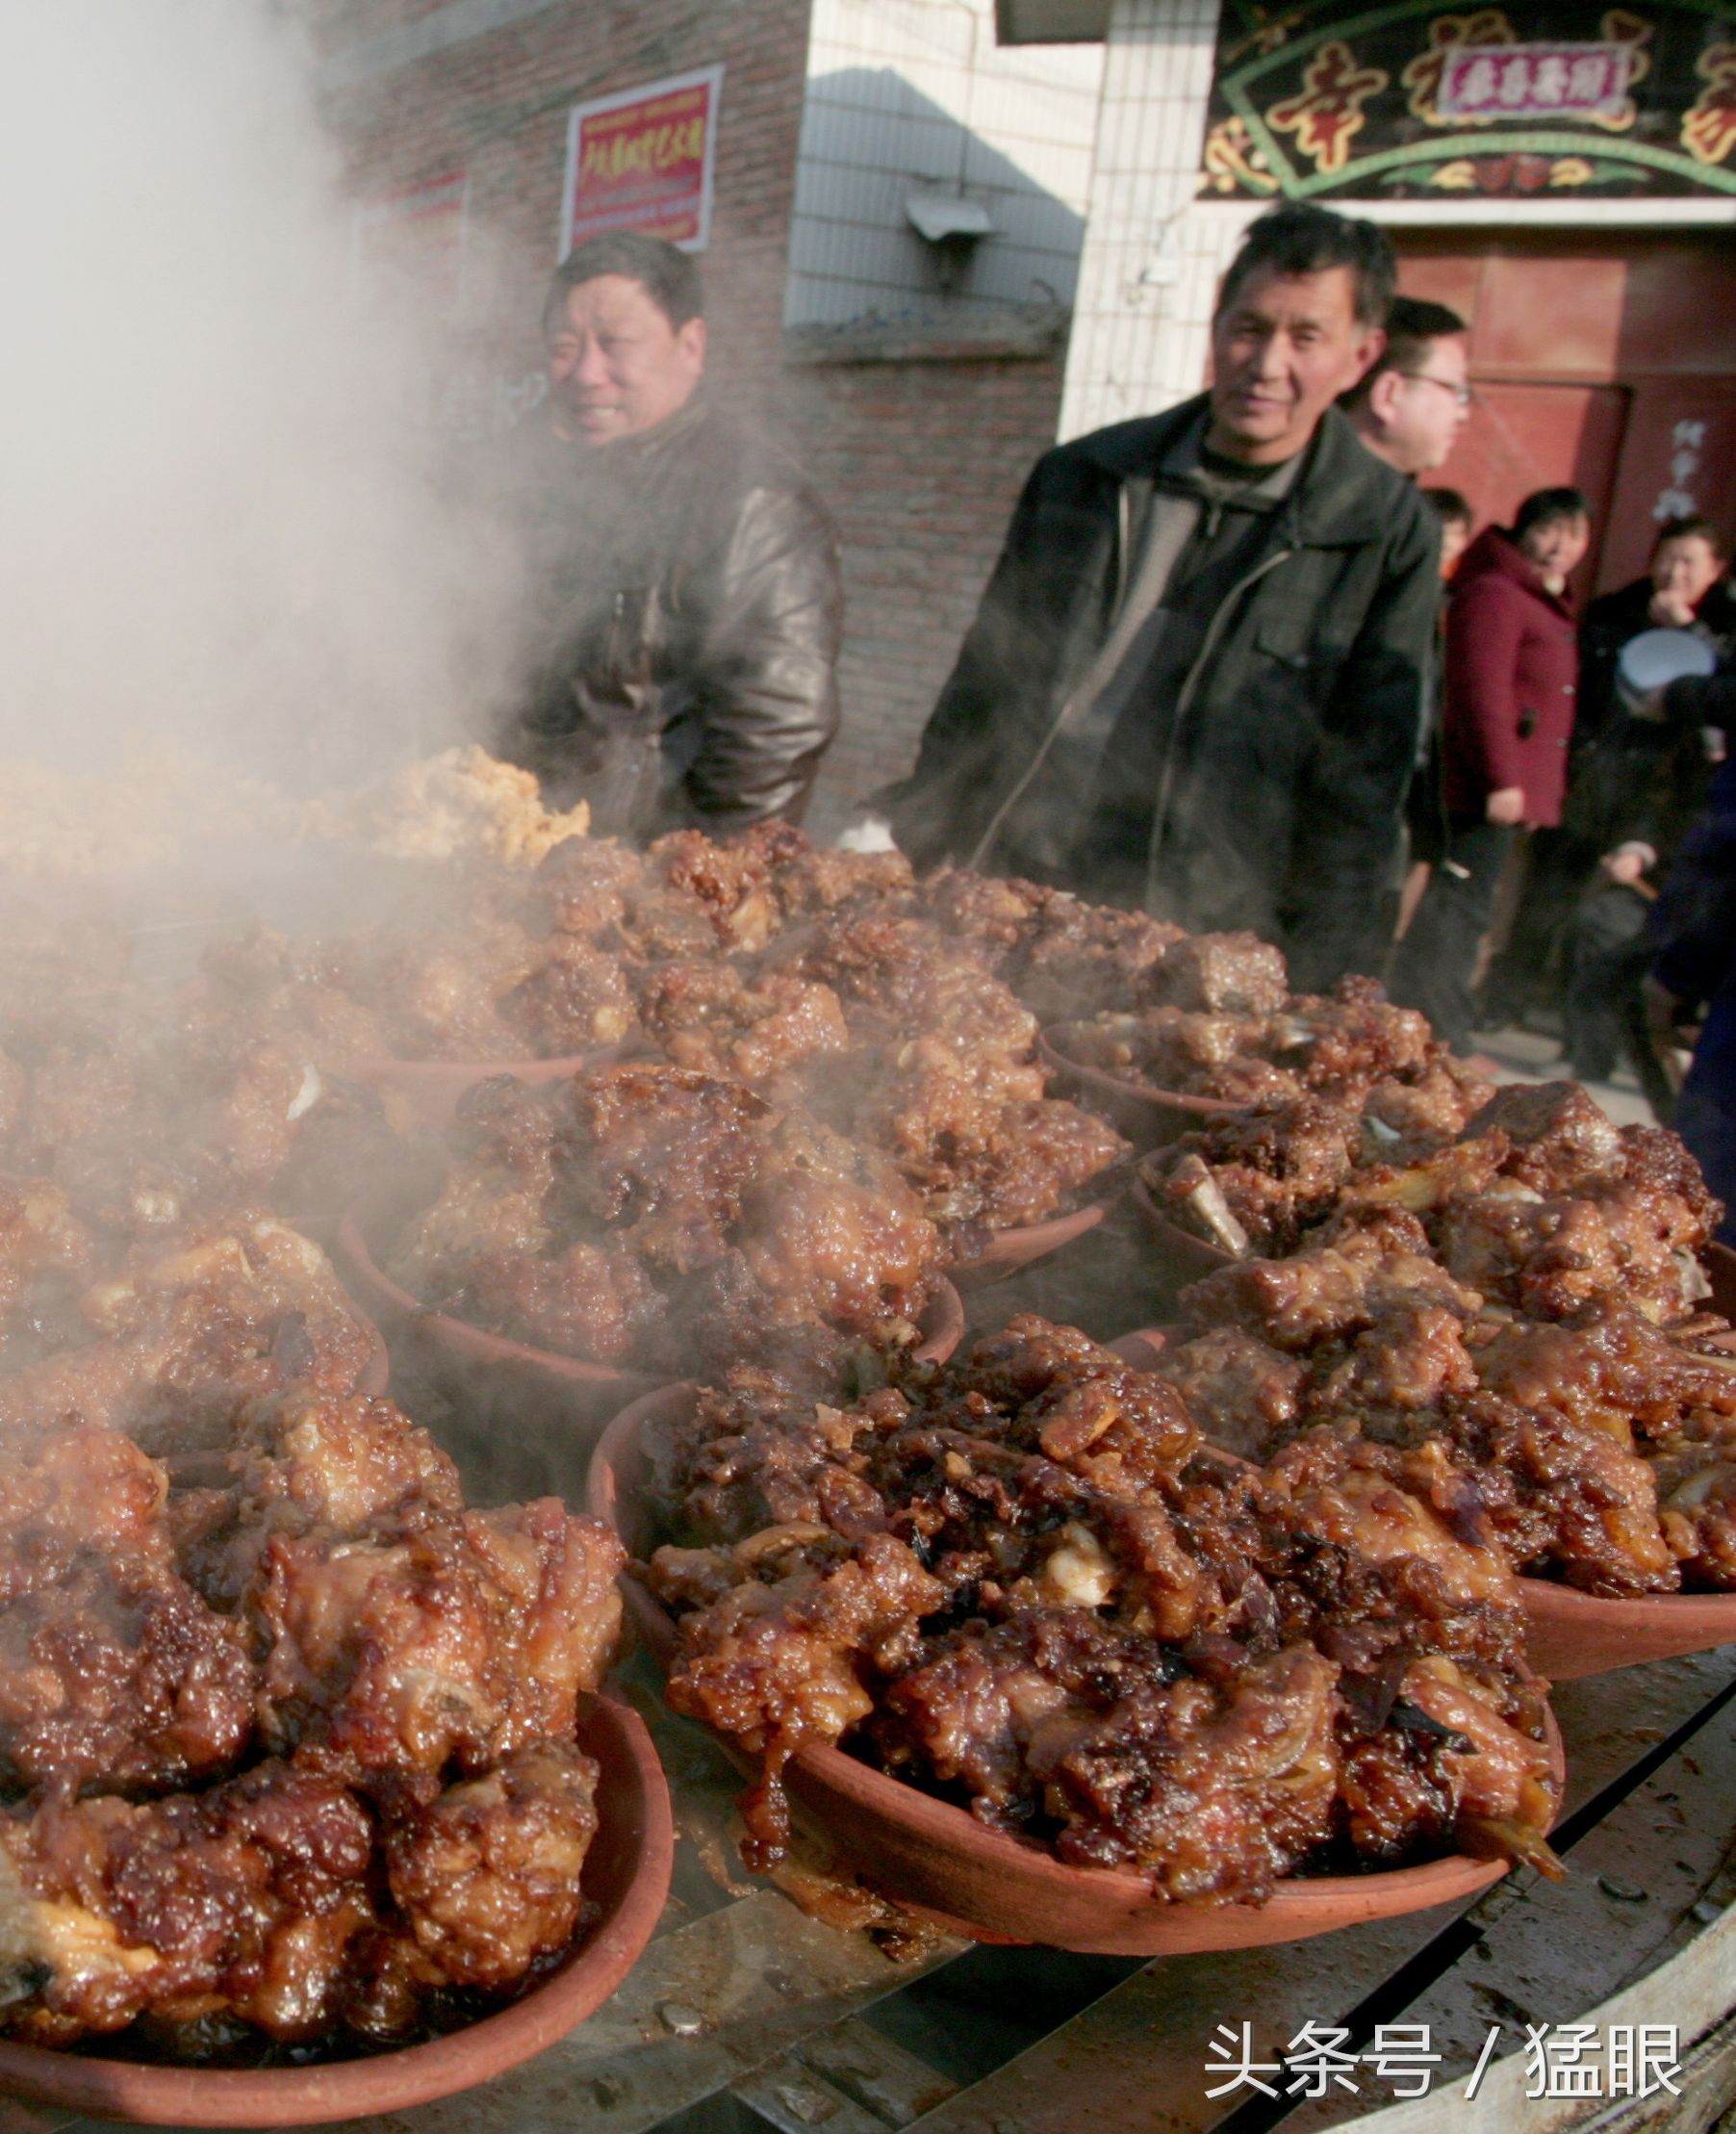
[1340,297,1471,478]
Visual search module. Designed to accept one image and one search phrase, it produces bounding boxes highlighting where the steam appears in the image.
[0,3,518,798]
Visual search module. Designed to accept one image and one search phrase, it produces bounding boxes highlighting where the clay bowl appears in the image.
[589,1382,1557,1957]
[1106,1325,1168,1372]
[333,1199,662,1471]
[949,1200,1108,1289]
[1113,1314,1736,1686]
[1038,1025,1245,1149]
[351,1049,610,1132]
[0,1695,673,2127]
[1519,1581,1736,1682]
[336,1195,963,1493]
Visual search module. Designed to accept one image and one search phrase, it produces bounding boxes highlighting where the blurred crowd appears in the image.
[1414,490,1736,1239]
[491,209,1736,1244]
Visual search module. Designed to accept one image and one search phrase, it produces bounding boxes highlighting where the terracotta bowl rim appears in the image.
[337,1202,966,1383]
[336,1204,649,1388]
[1516,1576,1736,1628]
[1038,1025,1251,1119]
[587,1382,1554,1926]
[0,1694,674,2126]
[948,1197,1109,1282]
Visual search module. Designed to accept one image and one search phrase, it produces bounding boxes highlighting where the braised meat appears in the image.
[1160,1169,1736,1593]
[381,1739,600,1989]
[647,1317,1557,1896]
[0,1360,625,2056]
[0,1560,255,1797]
[391,1062,945,1380]
[1145,1096,1363,1256]
[1144,931,1289,1017]
[255,1498,623,1775]
[0,1213,377,1459]
[1,1756,379,2047]
[637,962,850,1089]
[1062,973,1446,1109]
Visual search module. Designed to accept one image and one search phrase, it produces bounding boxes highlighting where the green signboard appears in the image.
[1199,3,1736,201]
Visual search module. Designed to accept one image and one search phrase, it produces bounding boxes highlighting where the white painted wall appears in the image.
[787,0,1104,326]
[1056,0,1226,439]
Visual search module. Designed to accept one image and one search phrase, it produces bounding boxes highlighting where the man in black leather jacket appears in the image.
[497,233,842,840]
[878,205,1439,991]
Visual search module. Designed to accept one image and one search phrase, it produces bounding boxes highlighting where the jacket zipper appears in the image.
[1142,543,1295,910]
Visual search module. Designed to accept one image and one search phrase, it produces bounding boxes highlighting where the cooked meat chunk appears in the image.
[382,1740,600,1989]
[1156,1326,1305,1459]
[1026,1643,1340,1895]
[534,836,642,940]
[176,1389,466,1612]
[1147,1097,1361,1255]
[637,962,849,1087]
[1145,932,1289,1017]
[392,1063,945,1377]
[1180,1210,1483,1353]
[0,1424,170,1605]
[1459,1081,1626,1194]
[255,1501,624,1774]
[0,1561,256,1796]
[660,1528,944,1865]
[2,1758,378,2046]
[646,1316,1557,1891]
[503,936,636,1053]
[1061,976,1445,1109]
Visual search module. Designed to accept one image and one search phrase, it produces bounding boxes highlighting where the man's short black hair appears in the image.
[1652,513,1727,560]
[1217,202,1396,330]
[1423,486,1472,529]
[1514,486,1591,540]
[1340,296,1468,410]
[544,231,705,336]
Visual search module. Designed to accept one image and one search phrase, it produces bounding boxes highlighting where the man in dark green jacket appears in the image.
[880,205,1440,992]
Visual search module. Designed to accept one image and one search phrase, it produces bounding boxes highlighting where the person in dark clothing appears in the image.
[494,233,842,840]
[878,203,1439,993]
[1478,516,1736,1025]
[1561,649,1730,1103]
[1399,487,1476,909]
[1649,748,1736,1243]
[1579,518,1736,746]
[1389,486,1589,1053]
[1340,296,1471,478]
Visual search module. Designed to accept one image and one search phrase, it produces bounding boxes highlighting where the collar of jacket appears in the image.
[547,387,711,468]
[1074,394,1406,552]
[1456,523,1574,613]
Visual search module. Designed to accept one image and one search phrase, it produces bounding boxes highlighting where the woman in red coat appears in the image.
[1391,486,1589,1051]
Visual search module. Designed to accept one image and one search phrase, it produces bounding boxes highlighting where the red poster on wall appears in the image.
[559,65,724,257]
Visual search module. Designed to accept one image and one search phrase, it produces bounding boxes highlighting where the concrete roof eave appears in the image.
[993,0,1111,45]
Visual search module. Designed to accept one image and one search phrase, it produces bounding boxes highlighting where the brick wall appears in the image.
[780,347,1065,835]
[307,0,1065,839]
[309,0,812,424]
